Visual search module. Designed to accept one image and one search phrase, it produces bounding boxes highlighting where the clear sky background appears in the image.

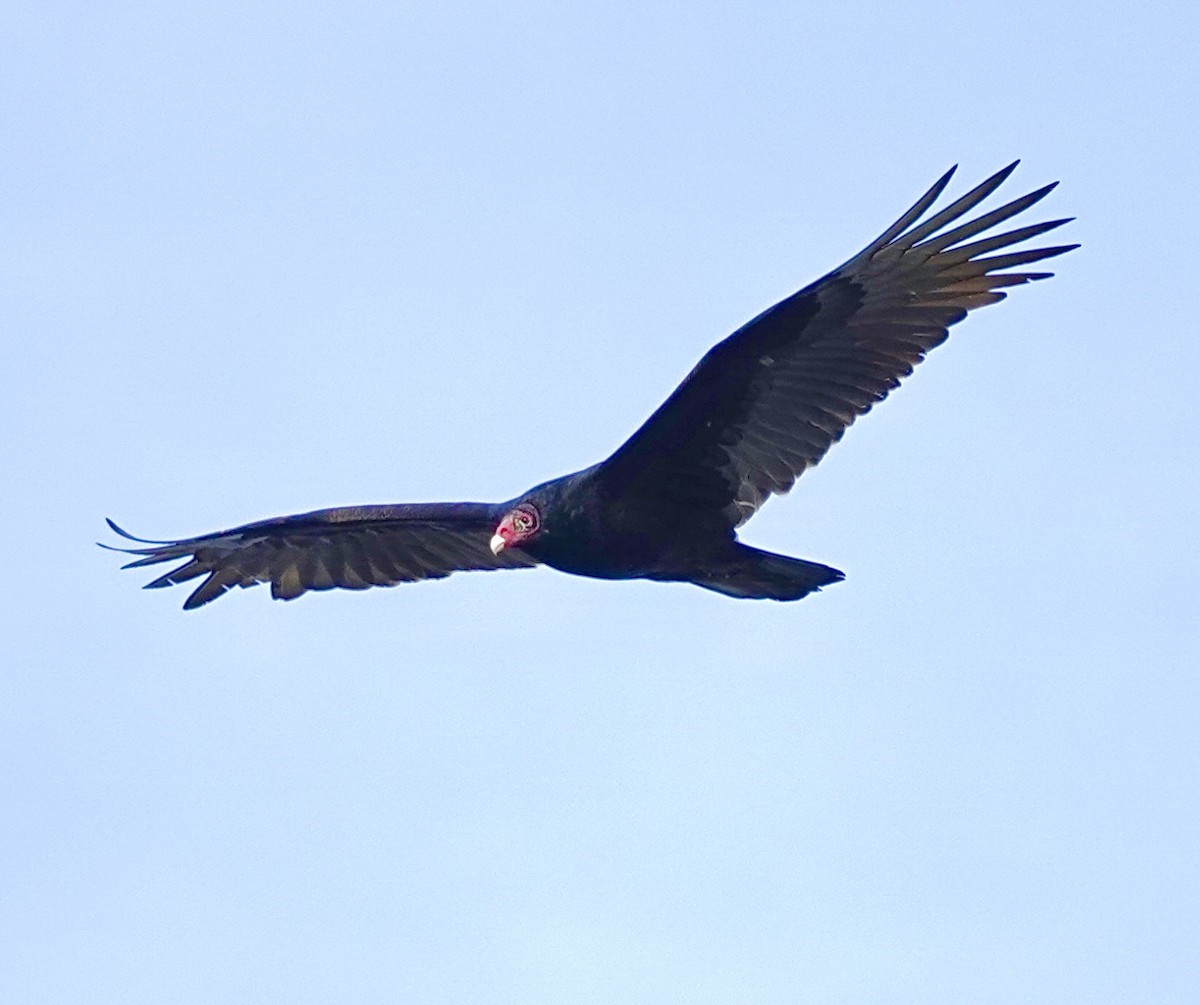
[3,3,1197,1003]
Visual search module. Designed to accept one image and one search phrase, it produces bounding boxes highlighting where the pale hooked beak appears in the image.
[489,532,507,556]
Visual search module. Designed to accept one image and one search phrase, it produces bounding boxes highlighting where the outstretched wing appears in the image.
[596,162,1077,527]
[104,503,538,609]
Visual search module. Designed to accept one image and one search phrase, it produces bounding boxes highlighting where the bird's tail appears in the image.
[691,544,844,601]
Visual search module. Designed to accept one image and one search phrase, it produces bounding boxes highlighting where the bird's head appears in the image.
[490,502,541,555]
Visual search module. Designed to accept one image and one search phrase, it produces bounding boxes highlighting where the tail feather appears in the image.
[692,545,844,601]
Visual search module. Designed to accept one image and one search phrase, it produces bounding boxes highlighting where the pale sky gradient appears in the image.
[3,3,1198,1003]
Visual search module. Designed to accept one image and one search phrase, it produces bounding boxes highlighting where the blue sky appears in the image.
[3,3,1198,1002]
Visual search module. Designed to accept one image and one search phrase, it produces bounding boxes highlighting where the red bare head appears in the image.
[490,503,540,555]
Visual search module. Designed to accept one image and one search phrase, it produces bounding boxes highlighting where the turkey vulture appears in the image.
[106,162,1075,609]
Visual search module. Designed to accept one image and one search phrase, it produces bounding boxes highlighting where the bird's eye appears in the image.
[511,506,538,535]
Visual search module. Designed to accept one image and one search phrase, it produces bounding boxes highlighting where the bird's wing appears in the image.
[103,503,538,609]
[595,162,1077,527]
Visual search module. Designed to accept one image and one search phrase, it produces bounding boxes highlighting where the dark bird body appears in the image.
[106,163,1076,609]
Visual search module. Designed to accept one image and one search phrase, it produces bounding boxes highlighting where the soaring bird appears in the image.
[106,162,1075,609]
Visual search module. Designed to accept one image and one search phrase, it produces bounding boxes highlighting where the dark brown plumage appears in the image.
[106,162,1075,608]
